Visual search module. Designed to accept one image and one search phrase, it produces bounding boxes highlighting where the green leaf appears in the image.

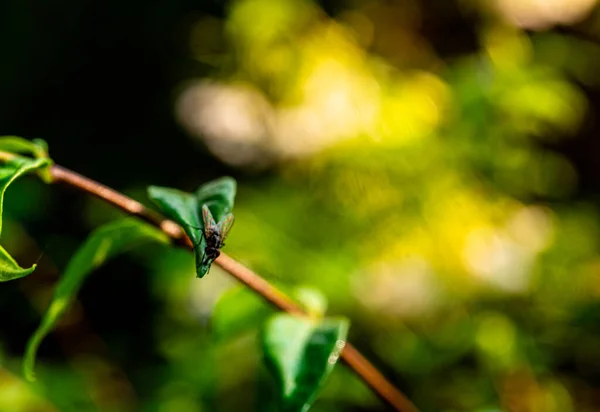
[0,157,52,282]
[0,137,53,183]
[194,177,236,223]
[293,287,328,318]
[263,314,350,412]
[147,177,237,278]
[147,186,204,243]
[23,219,169,381]
[0,136,49,160]
[0,244,37,281]
[211,286,274,341]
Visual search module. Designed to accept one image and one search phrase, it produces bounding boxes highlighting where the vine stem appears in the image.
[25,160,418,412]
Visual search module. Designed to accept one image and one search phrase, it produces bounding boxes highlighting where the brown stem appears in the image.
[41,161,418,412]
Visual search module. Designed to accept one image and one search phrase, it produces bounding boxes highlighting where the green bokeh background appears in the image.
[2,0,600,411]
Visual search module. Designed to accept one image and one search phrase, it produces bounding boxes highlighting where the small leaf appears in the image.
[0,157,52,281]
[147,186,203,244]
[293,287,328,318]
[263,314,349,412]
[24,219,169,381]
[211,286,274,341]
[147,186,207,273]
[0,244,36,281]
[0,136,49,160]
[0,137,52,182]
[147,177,237,278]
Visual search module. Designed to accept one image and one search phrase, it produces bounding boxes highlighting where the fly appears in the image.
[198,204,234,267]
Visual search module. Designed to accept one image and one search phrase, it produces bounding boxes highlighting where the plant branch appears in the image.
[27,159,418,412]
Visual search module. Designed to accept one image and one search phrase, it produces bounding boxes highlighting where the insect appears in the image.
[197,204,235,267]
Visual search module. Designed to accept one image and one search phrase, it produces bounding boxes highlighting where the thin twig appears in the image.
[7,153,418,412]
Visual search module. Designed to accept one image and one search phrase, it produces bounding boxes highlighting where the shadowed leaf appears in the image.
[23,219,169,381]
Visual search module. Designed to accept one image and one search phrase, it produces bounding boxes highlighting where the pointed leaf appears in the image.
[0,244,36,281]
[147,186,208,273]
[147,177,237,278]
[24,219,169,381]
[0,157,52,281]
[263,314,349,412]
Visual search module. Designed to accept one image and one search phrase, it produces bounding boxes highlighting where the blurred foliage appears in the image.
[24,219,169,381]
[3,0,600,411]
[262,314,349,411]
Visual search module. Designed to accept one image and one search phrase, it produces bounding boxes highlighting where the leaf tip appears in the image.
[23,348,38,382]
[24,369,37,382]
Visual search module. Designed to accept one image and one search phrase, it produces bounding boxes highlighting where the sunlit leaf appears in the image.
[0,137,53,182]
[211,285,330,342]
[0,157,52,281]
[0,244,37,281]
[24,219,169,381]
[263,314,349,412]
[147,177,236,277]
[0,136,50,160]
[293,287,328,317]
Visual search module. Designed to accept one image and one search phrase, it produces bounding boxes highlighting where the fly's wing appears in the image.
[201,204,218,237]
[217,213,235,242]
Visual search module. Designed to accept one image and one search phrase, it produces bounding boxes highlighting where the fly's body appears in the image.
[198,204,234,267]
[202,221,224,263]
